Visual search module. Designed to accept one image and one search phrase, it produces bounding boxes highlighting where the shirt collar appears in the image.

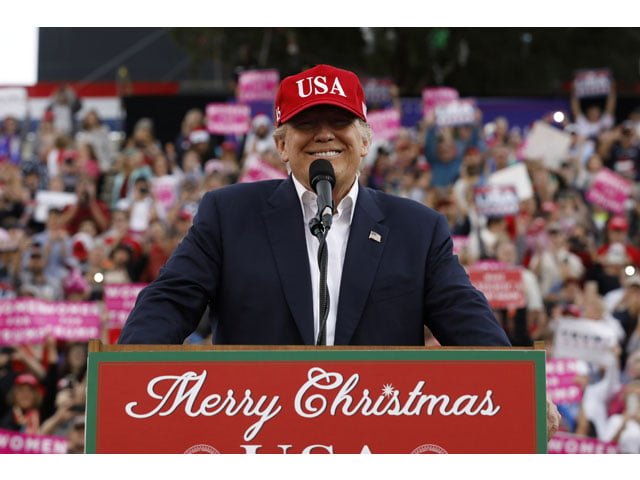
[292,172,359,225]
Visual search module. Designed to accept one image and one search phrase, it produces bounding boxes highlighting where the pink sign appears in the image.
[586,168,632,215]
[0,299,100,345]
[451,235,469,256]
[546,358,584,405]
[238,157,288,184]
[104,283,147,329]
[237,69,279,103]
[547,432,619,454]
[367,108,401,141]
[422,87,459,118]
[206,103,251,135]
[0,429,68,454]
[151,176,179,214]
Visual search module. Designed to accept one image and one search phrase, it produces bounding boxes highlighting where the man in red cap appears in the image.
[119,63,560,439]
[597,215,640,267]
[121,63,509,348]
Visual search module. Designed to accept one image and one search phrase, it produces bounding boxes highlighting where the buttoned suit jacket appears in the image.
[118,177,510,347]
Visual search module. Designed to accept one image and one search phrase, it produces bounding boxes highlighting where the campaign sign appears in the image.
[363,78,394,105]
[547,432,619,454]
[237,69,279,103]
[474,185,519,217]
[467,261,526,309]
[585,168,632,215]
[103,283,147,329]
[435,99,476,127]
[422,87,459,119]
[573,69,612,99]
[521,121,572,170]
[206,103,251,135]
[552,317,618,367]
[367,108,401,142]
[487,162,534,201]
[0,429,67,454]
[0,299,100,345]
[546,358,584,405]
[86,347,546,453]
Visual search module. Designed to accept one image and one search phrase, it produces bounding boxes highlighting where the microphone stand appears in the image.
[309,215,330,346]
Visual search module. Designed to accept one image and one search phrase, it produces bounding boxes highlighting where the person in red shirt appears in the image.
[597,215,640,267]
[60,175,111,236]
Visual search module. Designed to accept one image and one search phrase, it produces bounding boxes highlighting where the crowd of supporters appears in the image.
[1,77,640,453]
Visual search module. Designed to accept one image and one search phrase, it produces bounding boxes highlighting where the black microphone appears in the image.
[309,158,335,234]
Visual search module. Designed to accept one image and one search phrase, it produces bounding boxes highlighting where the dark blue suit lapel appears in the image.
[335,187,387,344]
[261,177,315,345]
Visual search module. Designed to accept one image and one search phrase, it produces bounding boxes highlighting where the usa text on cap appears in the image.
[274,64,367,127]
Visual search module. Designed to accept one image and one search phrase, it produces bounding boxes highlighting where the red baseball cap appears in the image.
[274,64,367,127]
[608,215,629,231]
[14,373,45,396]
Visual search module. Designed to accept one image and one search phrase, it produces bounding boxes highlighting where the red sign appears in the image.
[467,261,526,309]
[86,349,546,453]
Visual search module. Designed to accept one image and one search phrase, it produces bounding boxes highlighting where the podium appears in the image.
[86,340,547,454]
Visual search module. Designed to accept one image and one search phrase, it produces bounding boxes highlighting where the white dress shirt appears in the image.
[292,174,358,345]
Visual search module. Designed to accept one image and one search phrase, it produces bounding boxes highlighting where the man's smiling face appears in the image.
[275,105,370,204]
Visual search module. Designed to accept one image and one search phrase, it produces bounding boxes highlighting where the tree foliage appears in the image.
[168,27,640,97]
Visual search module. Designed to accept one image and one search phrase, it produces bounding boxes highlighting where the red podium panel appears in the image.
[85,343,547,454]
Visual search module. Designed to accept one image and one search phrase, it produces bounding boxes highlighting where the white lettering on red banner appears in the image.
[124,368,501,443]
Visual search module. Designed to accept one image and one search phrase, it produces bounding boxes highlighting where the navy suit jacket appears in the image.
[118,177,510,347]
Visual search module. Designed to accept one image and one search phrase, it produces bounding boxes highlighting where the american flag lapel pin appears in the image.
[369,230,382,243]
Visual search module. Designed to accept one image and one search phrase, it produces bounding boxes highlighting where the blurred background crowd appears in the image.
[2,26,640,454]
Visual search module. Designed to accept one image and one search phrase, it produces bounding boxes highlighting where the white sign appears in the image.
[0,87,28,120]
[474,185,519,217]
[487,163,533,201]
[434,99,476,127]
[552,317,618,367]
[521,121,572,170]
[34,190,78,223]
